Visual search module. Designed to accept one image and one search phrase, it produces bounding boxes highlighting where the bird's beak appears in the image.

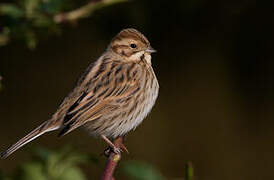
[146,46,157,53]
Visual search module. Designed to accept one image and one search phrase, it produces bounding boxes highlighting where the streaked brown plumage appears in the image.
[1,28,159,158]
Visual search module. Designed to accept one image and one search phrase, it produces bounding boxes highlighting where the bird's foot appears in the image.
[103,146,121,157]
[100,135,129,157]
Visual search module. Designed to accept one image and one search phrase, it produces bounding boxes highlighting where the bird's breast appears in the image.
[85,66,159,138]
[120,68,159,135]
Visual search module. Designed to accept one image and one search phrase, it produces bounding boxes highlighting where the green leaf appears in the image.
[33,15,53,27]
[57,166,86,180]
[0,4,24,18]
[20,162,47,180]
[33,146,53,161]
[0,27,10,46]
[123,161,164,180]
[24,0,41,18]
[41,0,64,14]
[32,146,88,179]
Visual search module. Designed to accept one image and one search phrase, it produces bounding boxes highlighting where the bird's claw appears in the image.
[103,146,122,157]
[113,146,122,154]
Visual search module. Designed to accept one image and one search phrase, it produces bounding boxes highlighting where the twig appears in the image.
[100,136,124,180]
[185,161,194,180]
[54,0,128,23]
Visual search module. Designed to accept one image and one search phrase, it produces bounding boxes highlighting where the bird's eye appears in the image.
[130,43,137,48]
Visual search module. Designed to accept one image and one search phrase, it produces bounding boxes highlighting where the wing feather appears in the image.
[58,62,142,136]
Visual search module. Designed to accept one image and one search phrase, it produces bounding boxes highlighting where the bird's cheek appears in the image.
[121,49,132,57]
[129,51,144,61]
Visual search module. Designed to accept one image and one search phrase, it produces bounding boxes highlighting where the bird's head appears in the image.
[109,28,156,64]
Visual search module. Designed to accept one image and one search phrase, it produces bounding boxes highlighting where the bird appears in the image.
[0,28,159,159]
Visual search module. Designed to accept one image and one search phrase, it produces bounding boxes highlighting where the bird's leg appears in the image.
[119,135,129,154]
[120,143,129,154]
[101,135,121,154]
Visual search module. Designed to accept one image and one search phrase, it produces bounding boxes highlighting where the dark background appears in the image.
[1,0,274,179]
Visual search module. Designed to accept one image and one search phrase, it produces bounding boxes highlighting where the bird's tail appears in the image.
[0,121,60,159]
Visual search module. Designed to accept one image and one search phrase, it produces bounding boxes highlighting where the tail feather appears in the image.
[0,121,59,159]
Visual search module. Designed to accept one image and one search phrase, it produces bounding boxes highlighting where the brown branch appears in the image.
[100,136,125,180]
[54,0,128,23]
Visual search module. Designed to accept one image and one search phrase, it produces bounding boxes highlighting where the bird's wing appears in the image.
[58,62,143,136]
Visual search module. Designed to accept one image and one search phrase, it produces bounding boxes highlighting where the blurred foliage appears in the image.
[122,161,194,180]
[0,146,90,180]
[0,75,2,92]
[185,162,194,180]
[122,161,165,180]
[0,146,191,180]
[0,0,128,49]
